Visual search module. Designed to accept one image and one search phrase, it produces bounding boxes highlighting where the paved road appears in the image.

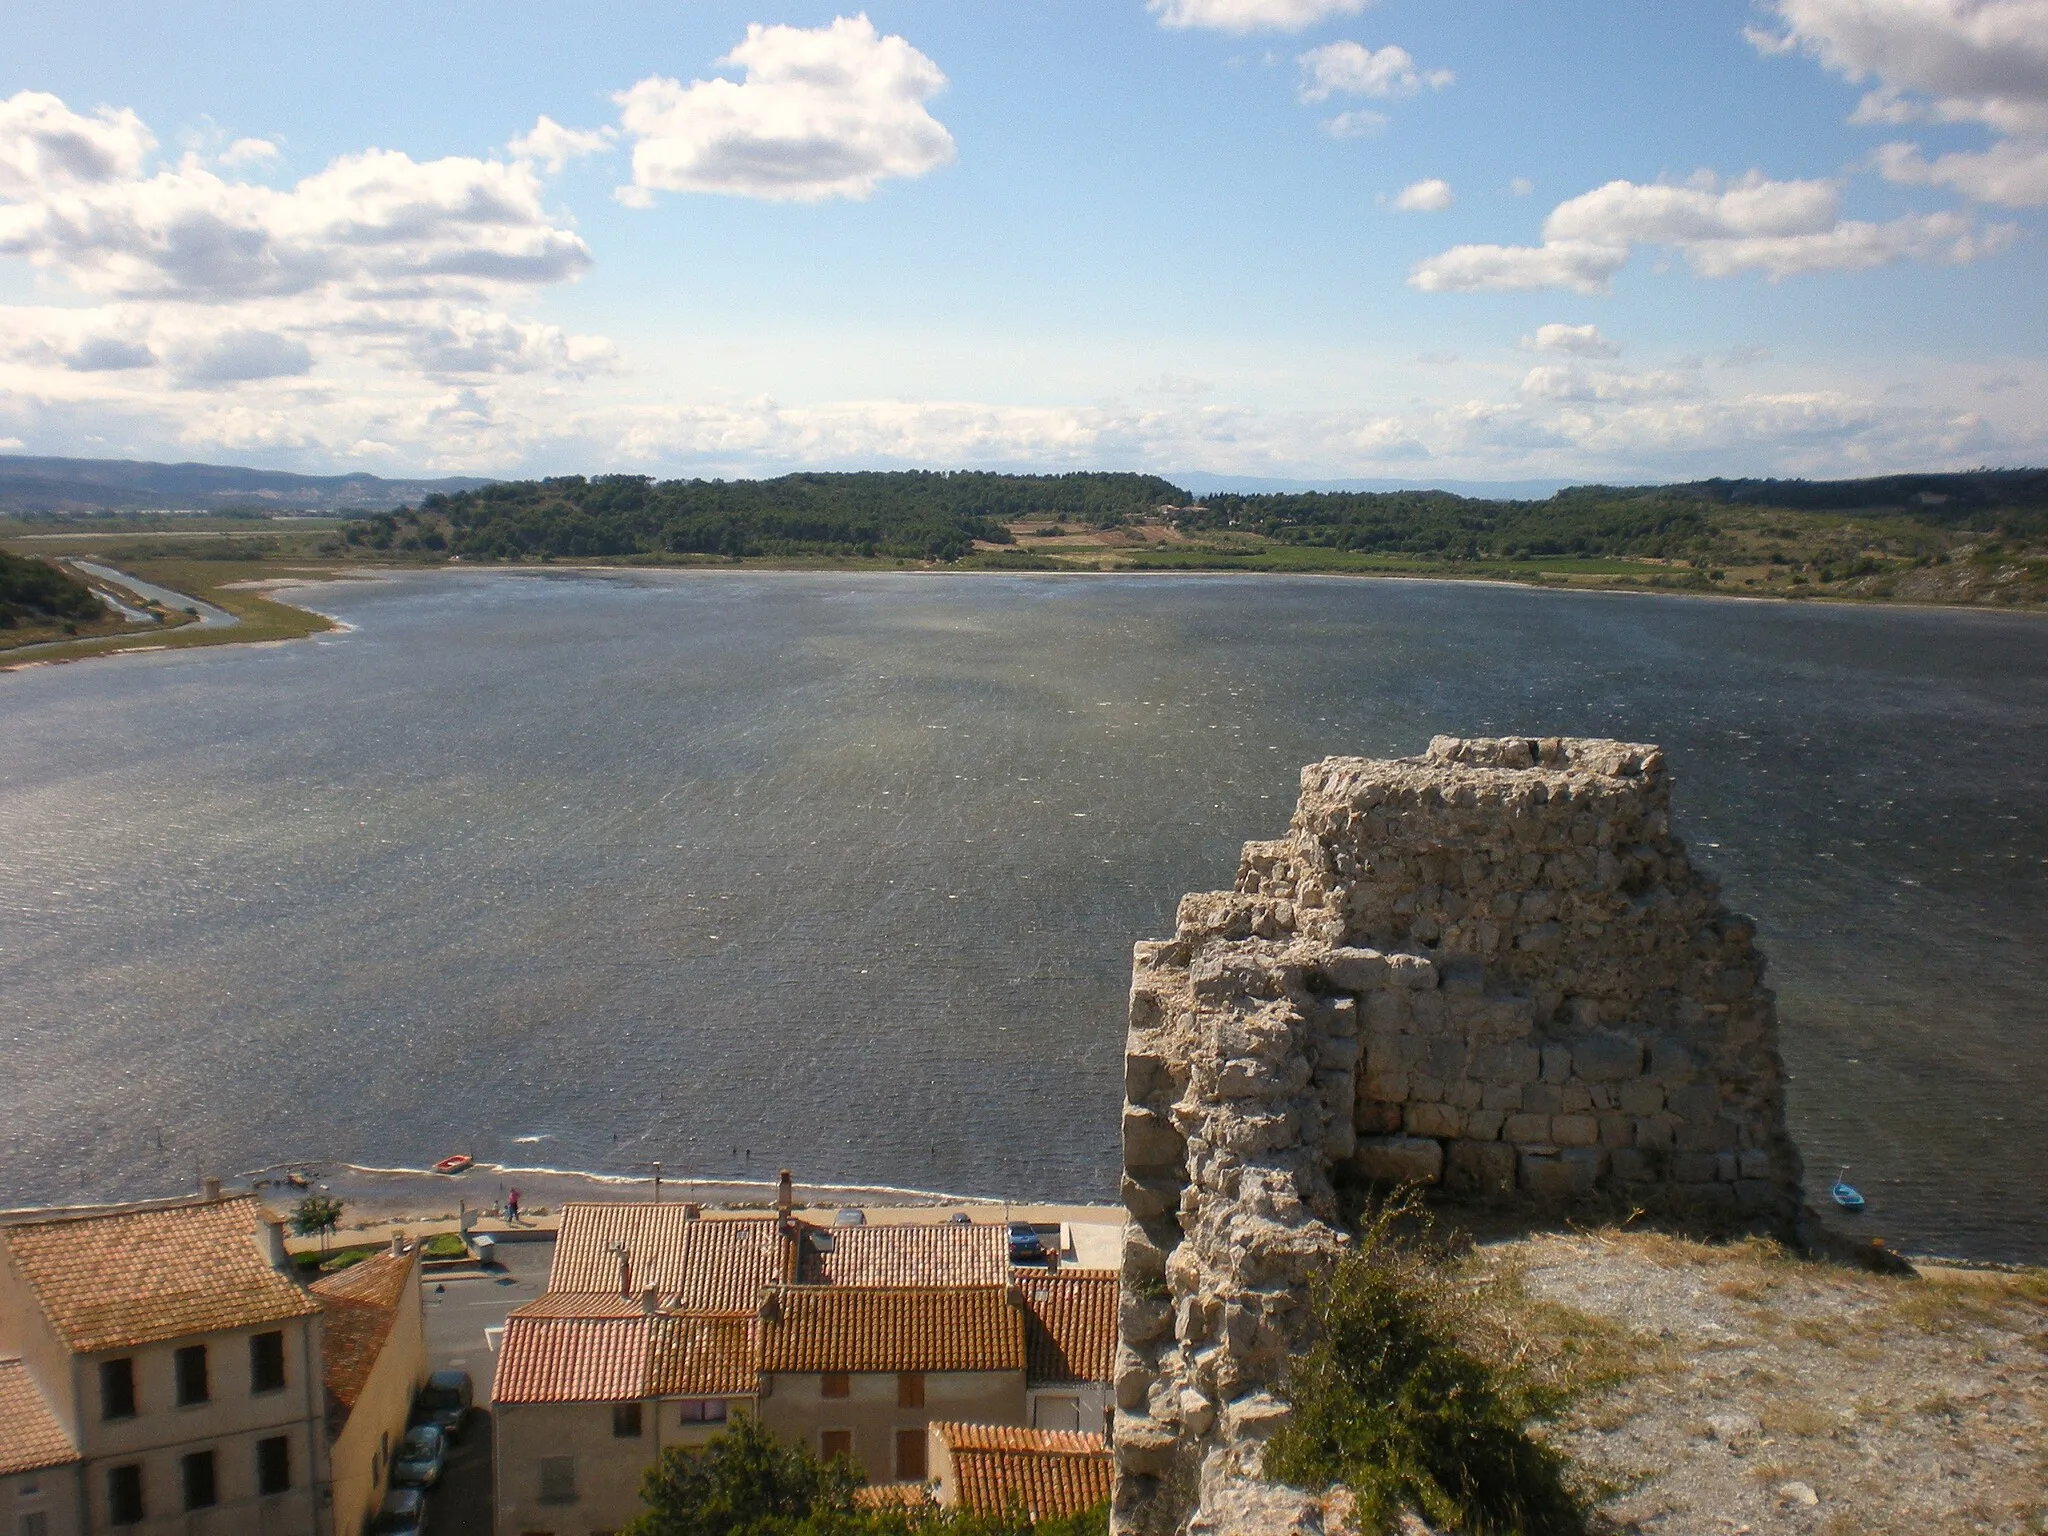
[420,1238,554,1535]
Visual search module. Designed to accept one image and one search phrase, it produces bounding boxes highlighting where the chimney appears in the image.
[682,1202,701,1221]
[390,1231,407,1259]
[775,1169,793,1219]
[641,1285,659,1316]
[254,1218,289,1271]
[202,1176,222,1202]
[610,1241,633,1299]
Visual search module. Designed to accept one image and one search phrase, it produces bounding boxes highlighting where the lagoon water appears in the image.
[3,571,2044,1261]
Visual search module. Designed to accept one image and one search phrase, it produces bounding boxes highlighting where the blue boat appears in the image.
[1831,1167,1864,1211]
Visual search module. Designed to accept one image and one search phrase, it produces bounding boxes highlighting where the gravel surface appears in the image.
[1474,1230,2047,1536]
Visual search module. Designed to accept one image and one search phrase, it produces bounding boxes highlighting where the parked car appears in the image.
[412,1369,474,1440]
[390,1423,446,1488]
[832,1207,866,1226]
[1007,1221,1047,1266]
[371,1488,425,1535]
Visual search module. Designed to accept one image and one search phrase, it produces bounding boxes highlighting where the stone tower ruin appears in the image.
[1112,737,1804,1534]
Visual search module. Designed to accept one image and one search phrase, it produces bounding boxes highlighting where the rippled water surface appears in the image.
[3,572,2043,1260]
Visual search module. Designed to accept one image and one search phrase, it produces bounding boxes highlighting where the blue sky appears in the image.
[1,0,2042,483]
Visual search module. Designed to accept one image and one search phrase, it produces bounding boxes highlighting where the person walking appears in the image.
[506,1188,521,1226]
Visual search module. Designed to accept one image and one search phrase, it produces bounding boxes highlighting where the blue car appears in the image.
[371,1488,425,1535]
[1008,1222,1047,1266]
[391,1424,446,1488]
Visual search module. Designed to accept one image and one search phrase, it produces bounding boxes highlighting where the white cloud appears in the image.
[1410,240,1629,294]
[219,138,279,169]
[172,328,312,384]
[1508,177,1534,197]
[65,335,154,371]
[1297,42,1452,101]
[0,91,153,198]
[614,15,954,204]
[1322,110,1388,138]
[1518,364,1696,402]
[1390,178,1454,212]
[1752,0,2048,136]
[1520,323,1619,358]
[1149,0,1375,34]
[405,308,618,377]
[509,116,615,175]
[1411,170,2013,291]
[1876,137,2048,205]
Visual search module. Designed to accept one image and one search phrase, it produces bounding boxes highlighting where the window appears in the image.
[1033,1394,1082,1432]
[820,1372,849,1399]
[611,1403,643,1438]
[99,1358,137,1420]
[897,1371,925,1409]
[675,1398,727,1423]
[895,1429,927,1480]
[538,1457,577,1505]
[250,1331,287,1393]
[819,1430,853,1464]
[181,1450,218,1511]
[257,1435,292,1495]
[174,1344,210,1406]
[21,1513,50,1536]
[106,1464,144,1526]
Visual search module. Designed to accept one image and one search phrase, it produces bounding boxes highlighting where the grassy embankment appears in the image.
[0,519,348,669]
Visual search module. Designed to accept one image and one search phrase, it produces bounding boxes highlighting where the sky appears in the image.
[1,0,2044,485]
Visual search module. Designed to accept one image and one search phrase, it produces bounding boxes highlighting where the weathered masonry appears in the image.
[1111,737,1804,1533]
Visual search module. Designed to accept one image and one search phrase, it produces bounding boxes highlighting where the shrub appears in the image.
[1263,1195,1587,1536]
[421,1233,468,1259]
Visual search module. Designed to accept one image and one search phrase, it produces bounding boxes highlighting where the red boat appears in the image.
[432,1154,474,1176]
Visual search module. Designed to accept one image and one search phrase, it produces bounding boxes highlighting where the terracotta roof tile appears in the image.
[854,1483,936,1510]
[818,1225,1007,1287]
[312,1252,414,1410]
[0,1359,76,1476]
[759,1286,1024,1375]
[935,1422,1111,1519]
[549,1208,1010,1307]
[492,1312,755,1404]
[1,1197,318,1354]
[510,1292,650,1319]
[1017,1270,1117,1386]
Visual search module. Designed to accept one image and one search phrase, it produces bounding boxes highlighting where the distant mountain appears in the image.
[1167,472,1577,501]
[0,455,491,515]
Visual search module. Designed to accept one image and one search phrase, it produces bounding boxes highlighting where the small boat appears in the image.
[432,1154,474,1176]
[1831,1167,1864,1211]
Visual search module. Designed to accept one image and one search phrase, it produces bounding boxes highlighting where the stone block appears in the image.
[1550,1114,1600,1148]
[1675,1117,1740,1153]
[1362,1071,1409,1103]
[1635,1115,1677,1151]
[1217,1059,1283,1098]
[1671,1152,1720,1184]
[1609,1148,1656,1182]
[1735,1179,1779,1213]
[1113,1411,1179,1474]
[1389,953,1439,988]
[1521,1082,1563,1114]
[1353,1135,1444,1185]
[1354,1100,1403,1134]
[1572,1031,1644,1082]
[1113,1345,1156,1411]
[1408,1074,1444,1103]
[1120,1293,1173,1344]
[1738,1147,1773,1179]
[1125,1052,1171,1102]
[1443,958,1485,995]
[1541,1045,1573,1083]
[1647,1034,1700,1085]
[1123,1107,1186,1172]
[1324,996,1358,1037]
[1598,1113,1634,1148]
[1519,1154,1577,1198]
[1481,1082,1523,1111]
[1464,1109,1505,1141]
[1221,1392,1293,1441]
[1365,989,1409,1029]
[1322,1118,1356,1160]
[1406,1101,1466,1138]
[1502,1112,1552,1144]
[1445,1139,1517,1196]
[1618,1079,1666,1115]
[1319,946,1389,990]
[1317,1035,1361,1069]
[1121,1174,1182,1220]
[1449,1078,1484,1109]
[1559,1083,1593,1112]
[1667,1085,1721,1124]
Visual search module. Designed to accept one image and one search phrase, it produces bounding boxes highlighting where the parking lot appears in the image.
[418,1236,555,1534]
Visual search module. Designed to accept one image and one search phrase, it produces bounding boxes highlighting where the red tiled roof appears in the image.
[492,1312,755,1404]
[0,1359,76,1476]
[510,1292,650,1319]
[758,1286,1025,1374]
[1017,1270,1117,1386]
[312,1251,414,1410]
[1,1197,319,1354]
[855,1483,936,1510]
[935,1422,1111,1519]
[548,1208,1010,1307]
[818,1224,1007,1287]
[549,1210,787,1310]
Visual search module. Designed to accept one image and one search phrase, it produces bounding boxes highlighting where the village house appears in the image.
[927,1422,1113,1522]
[488,1178,1116,1535]
[0,1191,425,1536]
[310,1239,425,1536]
[0,1193,328,1535]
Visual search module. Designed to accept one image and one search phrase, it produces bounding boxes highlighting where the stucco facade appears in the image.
[321,1250,426,1536]
[756,1369,1025,1486]
[492,1396,744,1536]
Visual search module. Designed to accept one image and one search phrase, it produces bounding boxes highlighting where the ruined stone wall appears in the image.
[1112,737,1803,1534]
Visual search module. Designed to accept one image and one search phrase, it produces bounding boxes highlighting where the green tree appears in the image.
[289,1195,345,1256]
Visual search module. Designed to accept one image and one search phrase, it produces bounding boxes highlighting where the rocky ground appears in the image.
[1474,1229,2047,1536]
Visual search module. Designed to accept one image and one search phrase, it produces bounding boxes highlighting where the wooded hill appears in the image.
[337,467,2047,567]
[0,550,101,628]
